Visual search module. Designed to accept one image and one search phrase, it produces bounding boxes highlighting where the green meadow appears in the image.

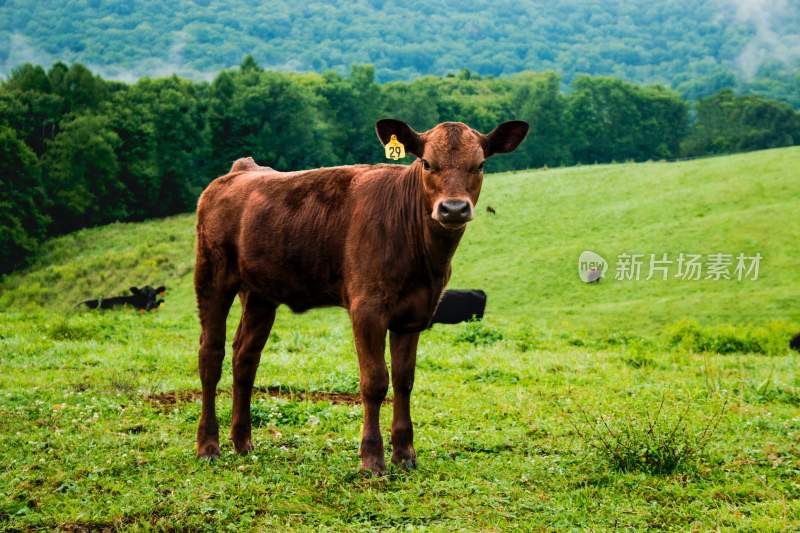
[1,148,799,530]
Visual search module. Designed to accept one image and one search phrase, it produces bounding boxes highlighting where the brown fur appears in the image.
[194,120,528,473]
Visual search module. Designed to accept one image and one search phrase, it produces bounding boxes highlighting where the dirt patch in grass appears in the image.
[146,389,202,406]
[145,385,382,408]
[256,385,373,404]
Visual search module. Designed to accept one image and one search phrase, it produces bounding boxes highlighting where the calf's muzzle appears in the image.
[436,199,473,225]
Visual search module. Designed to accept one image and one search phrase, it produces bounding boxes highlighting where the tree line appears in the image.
[1,58,799,274]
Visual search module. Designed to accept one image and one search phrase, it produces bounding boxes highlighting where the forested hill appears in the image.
[1,0,799,106]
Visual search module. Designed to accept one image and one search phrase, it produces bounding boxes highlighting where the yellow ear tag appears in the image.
[384,134,405,160]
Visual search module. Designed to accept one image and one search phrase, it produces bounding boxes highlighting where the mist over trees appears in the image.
[1,59,799,274]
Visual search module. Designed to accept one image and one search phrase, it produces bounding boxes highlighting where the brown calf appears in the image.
[194,119,528,473]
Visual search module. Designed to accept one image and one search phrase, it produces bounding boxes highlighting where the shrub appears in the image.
[567,395,726,475]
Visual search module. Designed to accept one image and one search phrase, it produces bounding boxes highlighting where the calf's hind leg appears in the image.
[230,291,276,454]
[195,253,238,459]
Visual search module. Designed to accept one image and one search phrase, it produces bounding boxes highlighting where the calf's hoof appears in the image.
[359,456,387,476]
[392,456,417,470]
[391,448,417,470]
[360,436,386,475]
[232,438,254,455]
[197,439,221,460]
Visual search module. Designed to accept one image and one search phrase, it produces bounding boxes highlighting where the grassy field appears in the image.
[1,148,799,530]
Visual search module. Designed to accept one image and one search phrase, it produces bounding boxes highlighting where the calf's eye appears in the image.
[477,161,485,171]
[421,159,431,171]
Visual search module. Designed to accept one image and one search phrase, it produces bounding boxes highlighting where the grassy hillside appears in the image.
[1,149,799,530]
[2,146,798,335]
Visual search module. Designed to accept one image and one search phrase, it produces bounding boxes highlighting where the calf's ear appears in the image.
[129,286,140,295]
[375,119,424,158]
[483,121,529,157]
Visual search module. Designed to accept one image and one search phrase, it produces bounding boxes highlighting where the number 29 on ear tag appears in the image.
[384,134,405,160]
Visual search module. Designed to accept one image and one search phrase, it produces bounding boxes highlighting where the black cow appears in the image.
[791,332,800,352]
[80,285,166,311]
[431,289,487,325]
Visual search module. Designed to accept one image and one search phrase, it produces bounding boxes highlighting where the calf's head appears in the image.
[376,119,528,229]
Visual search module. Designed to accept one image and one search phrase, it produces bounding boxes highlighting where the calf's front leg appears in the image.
[350,304,389,475]
[390,331,419,468]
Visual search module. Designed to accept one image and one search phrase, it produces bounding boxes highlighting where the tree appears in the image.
[103,88,161,220]
[207,70,242,173]
[133,77,211,215]
[209,66,333,173]
[0,127,49,273]
[315,66,382,164]
[43,115,124,232]
[510,72,570,167]
[682,90,800,156]
[633,86,688,159]
[566,77,643,163]
[565,77,688,163]
[49,63,108,113]
[4,64,52,93]
[0,88,64,155]
[382,79,440,132]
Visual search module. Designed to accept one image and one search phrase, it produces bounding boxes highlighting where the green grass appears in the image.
[1,148,799,530]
